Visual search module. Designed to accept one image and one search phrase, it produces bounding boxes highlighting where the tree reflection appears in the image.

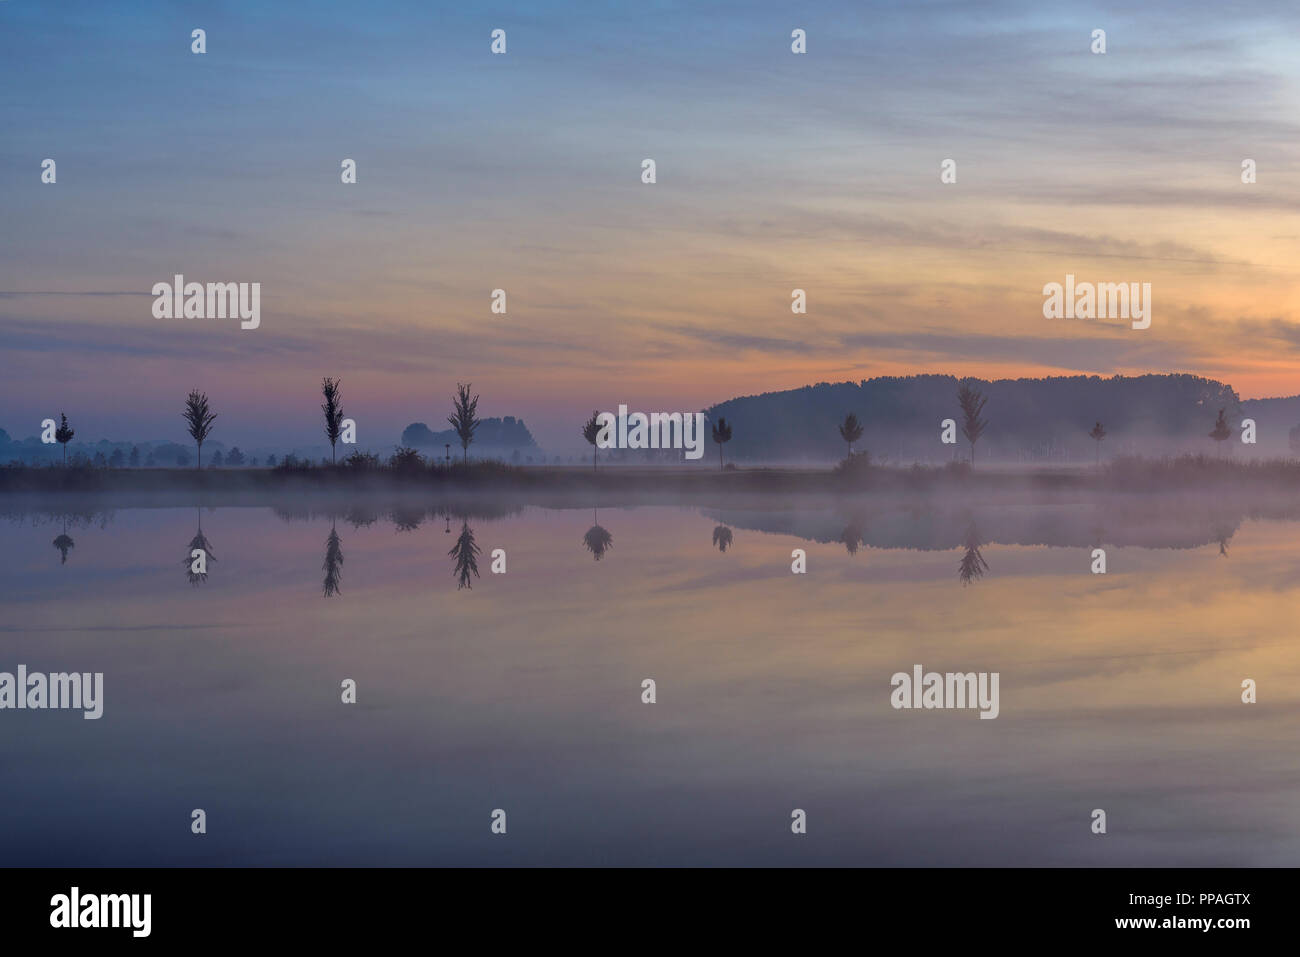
[449,520,481,589]
[957,521,989,586]
[712,525,733,553]
[583,508,613,561]
[323,520,344,597]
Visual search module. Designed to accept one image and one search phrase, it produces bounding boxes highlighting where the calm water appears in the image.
[1,500,1296,865]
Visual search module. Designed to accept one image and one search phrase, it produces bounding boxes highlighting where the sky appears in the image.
[2,0,1299,450]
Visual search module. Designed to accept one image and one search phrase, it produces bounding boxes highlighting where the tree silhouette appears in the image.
[957,381,988,466]
[322,521,344,597]
[711,417,733,470]
[388,446,424,473]
[957,522,989,586]
[582,411,602,471]
[583,508,613,560]
[448,382,481,462]
[1209,408,1232,454]
[109,447,125,468]
[182,391,217,468]
[1088,421,1106,465]
[838,412,864,459]
[448,520,481,588]
[1289,424,1300,458]
[226,446,245,466]
[712,525,733,553]
[55,413,74,466]
[322,377,344,464]
[129,445,140,468]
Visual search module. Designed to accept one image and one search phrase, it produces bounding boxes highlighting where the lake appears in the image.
[1,499,1295,865]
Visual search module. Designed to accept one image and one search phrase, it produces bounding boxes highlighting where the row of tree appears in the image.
[51,381,487,469]
[44,379,1245,471]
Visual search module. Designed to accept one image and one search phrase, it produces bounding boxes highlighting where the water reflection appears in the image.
[583,508,613,561]
[712,525,733,553]
[322,521,344,597]
[52,519,75,565]
[2,499,1299,866]
[449,520,481,589]
[839,522,863,556]
[957,521,989,586]
[184,509,216,586]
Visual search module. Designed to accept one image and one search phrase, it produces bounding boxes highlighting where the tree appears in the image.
[55,413,74,466]
[957,380,988,465]
[176,449,190,467]
[1088,421,1106,465]
[321,377,344,464]
[145,450,156,467]
[582,411,602,471]
[93,451,107,468]
[388,446,424,472]
[266,454,277,467]
[447,383,481,462]
[182,390,217,468]
[210,449,224,468]
[1209,408,1232,454]
[109,448,125,468]
[711,416,733,470]
[838,412,864,458]
[226,446,245,466]
[1289,424,1300,457]
[128,445,140,468]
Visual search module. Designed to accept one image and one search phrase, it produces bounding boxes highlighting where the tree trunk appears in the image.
[718,444,724,471]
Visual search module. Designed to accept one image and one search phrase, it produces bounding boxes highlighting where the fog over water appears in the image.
[1,494,1296,865]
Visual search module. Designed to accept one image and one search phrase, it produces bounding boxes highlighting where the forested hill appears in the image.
[703,374,1250,463]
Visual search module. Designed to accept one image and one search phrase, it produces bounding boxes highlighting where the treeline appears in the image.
[704,373,1246,463]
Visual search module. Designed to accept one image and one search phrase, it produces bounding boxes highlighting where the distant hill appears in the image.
[401,416,538,453]
[704,373,1248,464]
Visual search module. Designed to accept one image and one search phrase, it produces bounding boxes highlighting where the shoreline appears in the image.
[2,456,1298,509]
